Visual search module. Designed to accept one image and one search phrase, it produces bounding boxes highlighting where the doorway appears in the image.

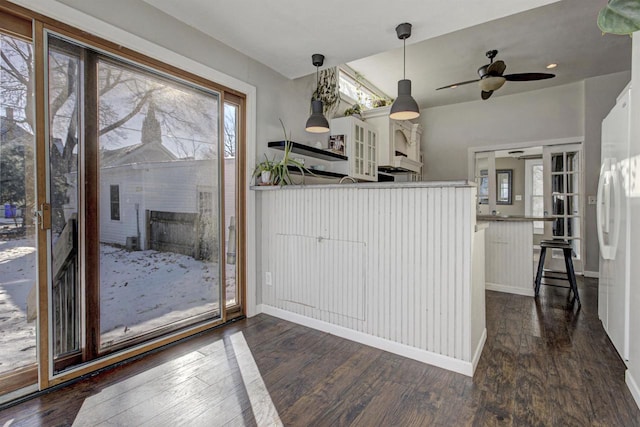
[471,141,585,273]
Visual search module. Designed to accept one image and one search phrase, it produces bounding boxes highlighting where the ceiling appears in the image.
[141,0,560,79]
[140,0,630,109]
[349,0,632,108]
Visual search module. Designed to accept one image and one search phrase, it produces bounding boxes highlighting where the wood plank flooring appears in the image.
[1,277,639,426]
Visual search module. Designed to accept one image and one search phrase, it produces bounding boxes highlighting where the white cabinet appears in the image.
[362,106,423,174]
[330,116,378,181]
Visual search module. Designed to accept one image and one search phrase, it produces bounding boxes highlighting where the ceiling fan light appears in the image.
[390,79,420,120]
[305,99,330,133]
[479,76,506,92]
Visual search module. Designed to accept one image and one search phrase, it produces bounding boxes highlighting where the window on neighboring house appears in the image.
[525,159,544,233]
[338,67,388,110]
[110,185,120,220]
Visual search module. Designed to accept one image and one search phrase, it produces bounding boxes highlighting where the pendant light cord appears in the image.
[315,66,320,100]
[403,38,406,80]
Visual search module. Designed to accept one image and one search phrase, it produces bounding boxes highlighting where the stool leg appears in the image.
[563,248,580,306]
[535,247,547,296]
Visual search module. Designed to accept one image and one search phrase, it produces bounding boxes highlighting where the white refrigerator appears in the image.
[598,83,631,363]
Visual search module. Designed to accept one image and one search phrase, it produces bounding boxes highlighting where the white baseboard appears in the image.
[253,304,264,316]
[472,329,487,372]
[261,305,477,377]
[485,282,535,297]
[626,370,640,410]
[583,270,599,279]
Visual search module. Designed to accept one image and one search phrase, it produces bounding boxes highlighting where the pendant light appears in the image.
[389,23,420,120]
[305,53,330,133]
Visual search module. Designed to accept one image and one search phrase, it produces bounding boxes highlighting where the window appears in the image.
[110,185,120,220]
[525,159,544,233]
[338,67,389,109]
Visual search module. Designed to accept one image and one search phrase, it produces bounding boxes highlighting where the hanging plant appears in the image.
[312,67,340,118]
[597,0,640,35]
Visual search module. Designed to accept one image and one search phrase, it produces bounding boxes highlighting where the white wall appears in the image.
[626,32,640,410]
[420,73,630,273]
[420,81,585,181]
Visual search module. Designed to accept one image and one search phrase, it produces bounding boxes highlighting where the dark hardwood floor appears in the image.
[1,277,639,426]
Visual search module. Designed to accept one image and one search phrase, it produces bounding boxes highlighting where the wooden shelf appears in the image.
[268,141,347,162]
[287,165,346,179]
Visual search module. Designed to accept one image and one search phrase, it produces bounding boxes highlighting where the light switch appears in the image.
[588,195,597,205]
[515,195,522,201]
[265,272,272,286]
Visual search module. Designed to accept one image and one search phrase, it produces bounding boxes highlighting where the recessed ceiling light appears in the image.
[451,85,458,89]
[546,63,557,69]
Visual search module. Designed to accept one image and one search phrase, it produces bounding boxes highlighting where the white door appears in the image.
[542,143,584,273]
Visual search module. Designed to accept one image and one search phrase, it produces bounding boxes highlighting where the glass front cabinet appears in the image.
[330,116,378,181]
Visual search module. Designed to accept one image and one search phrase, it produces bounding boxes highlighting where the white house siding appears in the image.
[100,159,218,250]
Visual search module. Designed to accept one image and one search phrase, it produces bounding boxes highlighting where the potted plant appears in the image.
[343,103,362,119]
[597,0,640,35]
[372,96,393,108]
[313,67,340,117]
[253,120,308,186]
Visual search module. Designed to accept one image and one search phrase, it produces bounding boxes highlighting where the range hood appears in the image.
[362,106,423,174]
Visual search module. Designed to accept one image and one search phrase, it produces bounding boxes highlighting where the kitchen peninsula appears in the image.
[478,215,554,296]
[253,181,486,376]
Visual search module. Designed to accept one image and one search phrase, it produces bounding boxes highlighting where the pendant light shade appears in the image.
[390,79,420,120]
[390,23,420,120]
[306,54,330,133]
[306,99,330,133]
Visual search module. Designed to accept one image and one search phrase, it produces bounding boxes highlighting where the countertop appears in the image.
[251,180,475,191]
[477,215,555,222]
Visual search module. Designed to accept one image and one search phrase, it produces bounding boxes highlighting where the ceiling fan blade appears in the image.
[481,90,493,100]
[435,79,480,90]
[504,72,555,81]
[487,60,506,76]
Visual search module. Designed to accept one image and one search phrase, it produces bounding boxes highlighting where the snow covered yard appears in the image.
[0,237,37,373]
[1,238,234,372]
[99,244,221,347]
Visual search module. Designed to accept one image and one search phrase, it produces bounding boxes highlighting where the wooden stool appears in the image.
[534,239,580,306]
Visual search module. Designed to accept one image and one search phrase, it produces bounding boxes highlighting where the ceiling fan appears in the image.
[436,49,555,100]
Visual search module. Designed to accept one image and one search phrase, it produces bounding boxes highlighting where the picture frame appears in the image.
[328,134,345,155]
[478,169,513,205]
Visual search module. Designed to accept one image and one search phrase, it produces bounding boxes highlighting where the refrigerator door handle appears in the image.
[597,159,621,260]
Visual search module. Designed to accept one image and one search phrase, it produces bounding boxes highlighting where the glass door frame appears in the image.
[542,142,584,272]
[38,23,245,389]
[0,7,39,398]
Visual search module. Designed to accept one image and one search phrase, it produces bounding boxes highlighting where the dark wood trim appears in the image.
[221,92,246,317]
[0,7,32,41]
[0,365,38,395]
[34,19,50,391]
[83,48,100,362]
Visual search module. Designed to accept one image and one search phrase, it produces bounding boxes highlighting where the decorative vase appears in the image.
[261,170,272,185]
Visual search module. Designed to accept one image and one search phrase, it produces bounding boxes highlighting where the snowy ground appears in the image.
[1,237,236,373]
[0,236,37,373]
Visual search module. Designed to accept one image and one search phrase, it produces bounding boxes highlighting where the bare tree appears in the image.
[2,35,219,231]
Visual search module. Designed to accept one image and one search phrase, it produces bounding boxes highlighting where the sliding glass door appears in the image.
[47,33,224,373]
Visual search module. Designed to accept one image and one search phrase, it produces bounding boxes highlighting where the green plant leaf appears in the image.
[598,0,640,35]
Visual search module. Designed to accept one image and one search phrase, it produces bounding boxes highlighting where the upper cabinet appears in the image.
[362,106,423,174]
[330,116,378,181]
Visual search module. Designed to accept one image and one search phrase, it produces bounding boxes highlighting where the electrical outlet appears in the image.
[515,195,522,201]
[588,195,597,205]
[265,272,272,286]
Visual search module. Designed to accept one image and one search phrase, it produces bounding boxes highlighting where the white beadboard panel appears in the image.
[484,221,535,295]
[258,184,484,372]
